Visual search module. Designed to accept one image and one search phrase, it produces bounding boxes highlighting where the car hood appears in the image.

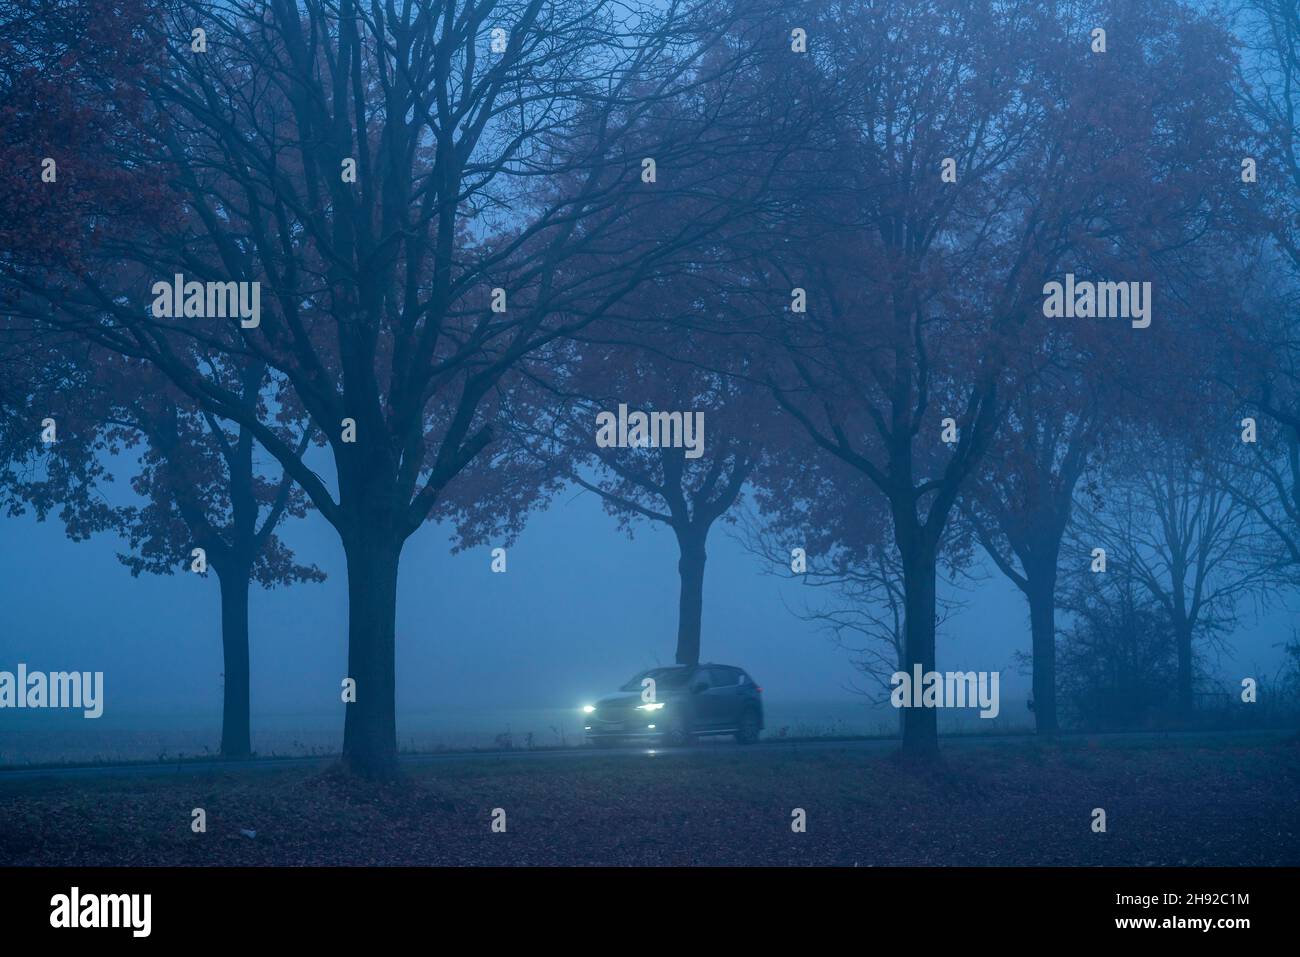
[595,690,683,708]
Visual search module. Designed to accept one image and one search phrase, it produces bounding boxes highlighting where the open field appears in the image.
[2,734,1297,866]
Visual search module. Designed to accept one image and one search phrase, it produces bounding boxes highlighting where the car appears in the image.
[582,663,764,747]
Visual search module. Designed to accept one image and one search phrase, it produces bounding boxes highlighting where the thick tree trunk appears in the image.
[899,542,939,760]
[216,567,252,759]
[1025,570,1059,736]
[341,529,402,779]
[675,532,706,666]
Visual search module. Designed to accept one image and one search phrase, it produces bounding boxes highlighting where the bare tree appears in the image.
[963,389,1098,735]
[1071,444,1274,716]
[1234,0,1300,457]
[737,460,971,726]
[1,0,774,777]
[510,334,764,665]
[1,340,319,758]
[729,0,1249,758]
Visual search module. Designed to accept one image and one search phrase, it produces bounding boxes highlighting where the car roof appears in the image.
[641,663,743,671]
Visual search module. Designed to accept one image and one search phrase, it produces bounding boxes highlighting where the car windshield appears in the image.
[620,667,692,692]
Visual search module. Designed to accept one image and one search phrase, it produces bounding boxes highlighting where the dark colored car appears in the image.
[583,663,764,747]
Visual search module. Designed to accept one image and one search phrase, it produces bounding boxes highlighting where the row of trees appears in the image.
[2,0,1300,776]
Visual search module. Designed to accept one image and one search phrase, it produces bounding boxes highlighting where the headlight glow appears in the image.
[582,705,595,713]
[637,702,665,711]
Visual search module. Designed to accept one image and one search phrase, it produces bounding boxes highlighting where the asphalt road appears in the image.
[0,727,1289,783]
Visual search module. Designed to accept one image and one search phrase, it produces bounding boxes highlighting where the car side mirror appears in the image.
[691,680,708,694]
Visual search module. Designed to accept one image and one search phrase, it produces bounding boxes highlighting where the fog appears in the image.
[1,471,1290,761]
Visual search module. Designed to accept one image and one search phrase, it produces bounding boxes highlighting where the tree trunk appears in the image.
[216,566,252,759]
[341,529,402,779]
[1175,622,1194,718]
[675,531,706,666]
[1025,570,1059,736]
[899,541,939,760]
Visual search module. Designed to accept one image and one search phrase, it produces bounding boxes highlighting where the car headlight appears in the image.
[636,702,665,711]
[582,705,595,713]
